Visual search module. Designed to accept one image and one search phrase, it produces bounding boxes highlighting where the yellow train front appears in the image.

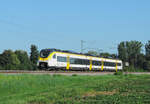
[37,49,123,71]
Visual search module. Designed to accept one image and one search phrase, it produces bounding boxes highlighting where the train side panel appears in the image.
[38,51,123,71]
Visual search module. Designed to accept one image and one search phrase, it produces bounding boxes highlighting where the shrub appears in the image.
[114,71,123,75]
[72,74,78,77]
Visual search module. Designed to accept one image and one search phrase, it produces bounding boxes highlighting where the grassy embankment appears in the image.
[0,74,150,104]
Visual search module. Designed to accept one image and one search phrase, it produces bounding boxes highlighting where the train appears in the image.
[37,48,123,71]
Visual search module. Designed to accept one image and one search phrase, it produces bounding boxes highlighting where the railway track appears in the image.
[0,70,114,76]
[0,70,150,76]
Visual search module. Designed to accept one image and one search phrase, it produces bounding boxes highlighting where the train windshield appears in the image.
[40,49,54,58]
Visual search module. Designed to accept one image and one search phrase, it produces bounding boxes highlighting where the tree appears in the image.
[100,52,111,58]
[118,42,127,62]
[30,45,39,68]
[118,41,143,68]
[127,41,143,68]
[144,61,150,71]
[145,40,150,60]
[87,50,99,56]
[0,50,20,70]
[136,53,146,69]
[15,50,33,70]
[0,54,5,69]
[110,54,117,59]
[0,54,6,68]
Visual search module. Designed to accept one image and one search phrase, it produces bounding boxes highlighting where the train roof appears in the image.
[41,48,121,60]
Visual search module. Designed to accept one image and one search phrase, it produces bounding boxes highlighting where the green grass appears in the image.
[0,74,150,104]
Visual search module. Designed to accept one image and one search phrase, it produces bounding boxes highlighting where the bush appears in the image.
[72,74,78,77]
[114,71,123,75]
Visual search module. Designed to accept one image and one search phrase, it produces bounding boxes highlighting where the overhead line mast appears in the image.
[81,40,86,53]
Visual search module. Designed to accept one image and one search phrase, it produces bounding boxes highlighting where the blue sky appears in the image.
[0,0,150,54]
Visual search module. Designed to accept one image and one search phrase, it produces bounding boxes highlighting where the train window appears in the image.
[104,62,107,66]
[93,61,97,66]
[81,59,84,65]
[40,50,50,58]
[75,59,82,64]
[104,62,116,67]
[57,56,67,62]
[70,58,76,64]
[53,54,56,59]
[92,61,95,65]
[117,63,121,66]
[83,59,90,65]
[69,58,90,65]
[82,59,88,65]
[92,61,102,66]
[99,61,102,65]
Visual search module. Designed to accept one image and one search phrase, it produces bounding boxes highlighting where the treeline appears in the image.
[0,40,150,71]
[0,45,39,70]
[118,40,150,71]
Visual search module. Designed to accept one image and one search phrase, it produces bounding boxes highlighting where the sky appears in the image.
[0,0,150,54]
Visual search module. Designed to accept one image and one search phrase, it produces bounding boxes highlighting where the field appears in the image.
[0,74,150,104]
